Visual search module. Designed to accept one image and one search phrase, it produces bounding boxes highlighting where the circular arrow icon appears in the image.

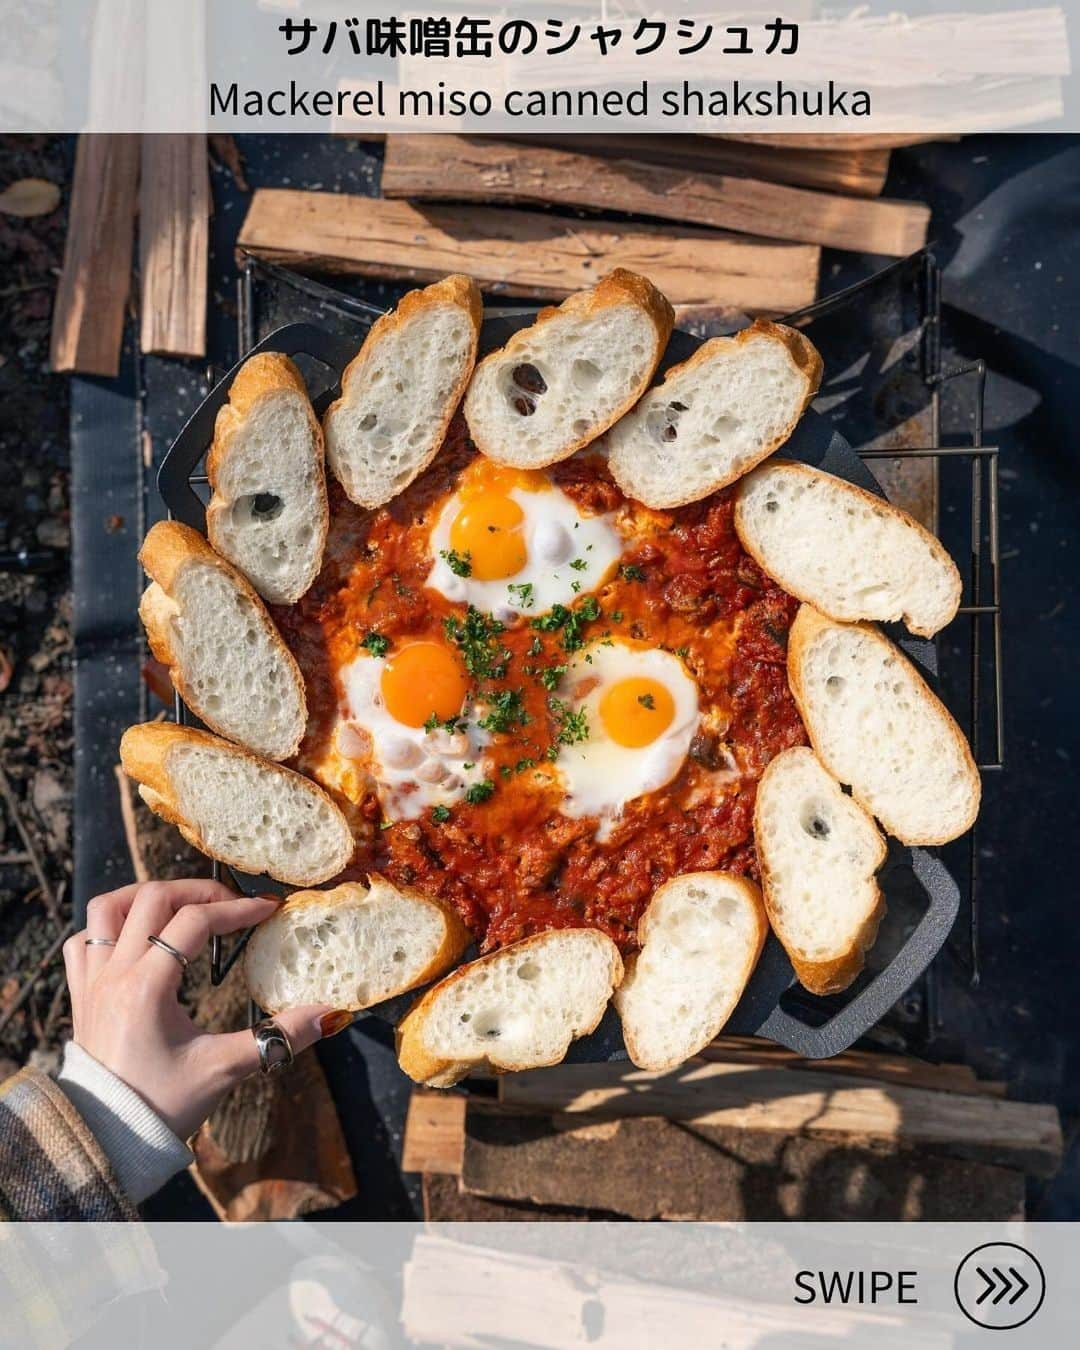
[954,1242,1046,1330]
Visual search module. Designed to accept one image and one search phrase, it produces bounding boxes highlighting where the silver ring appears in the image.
[84,938,117,947]
[147,934,190,969]
[252,1018,294,1075]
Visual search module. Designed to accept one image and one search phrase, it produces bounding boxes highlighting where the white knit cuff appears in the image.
[57,1042,194,1205]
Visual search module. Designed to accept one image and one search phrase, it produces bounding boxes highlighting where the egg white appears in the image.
[426,481,622,619]
[553,643,700,839]
[339,652,492,820]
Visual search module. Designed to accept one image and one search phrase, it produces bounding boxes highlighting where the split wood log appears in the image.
[503,134,891,197]
[459,1108,1025,1222]
[238,191,820,312]
[139,134,209,358]
[402,1233,931,1350]
[50,134,139,377]
[380,135,930,256]
[498,1060,1063,1176]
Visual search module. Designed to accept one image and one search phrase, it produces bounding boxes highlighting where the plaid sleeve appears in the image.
[0,1067,137,1221]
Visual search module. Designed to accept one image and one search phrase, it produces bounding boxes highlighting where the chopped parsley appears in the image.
[549,698,590,750]
[638,693,656,710]
[571,580,582,594]
[527,635,543,656]
[621,563,646,582]
[529,596,602,653]
[431,804,451,824]
[477,688,530,735]
[609,610,624,623]
[464,778,496,806]
[507,581,535,609]
[440,548,472,578]
[538,663,567,692]
[361,631,390,658]
[444,606,509,680]
[515,756,537,773]
[569,558,588,572]
[530,606,569,634]
[424,711,466,735]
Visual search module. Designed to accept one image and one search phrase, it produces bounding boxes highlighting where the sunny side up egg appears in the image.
[426,459,623,618]
[338,640,492,819]
[553,642,700,839]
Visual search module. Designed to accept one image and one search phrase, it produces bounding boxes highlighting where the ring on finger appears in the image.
[146,934,190,969]
[252,1018,294,1075]
[84,937,117,947]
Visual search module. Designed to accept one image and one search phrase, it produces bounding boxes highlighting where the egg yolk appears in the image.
[380,642,468,728]
[599,677,676,749]
[449,492,528,580]
[445,460,549,581]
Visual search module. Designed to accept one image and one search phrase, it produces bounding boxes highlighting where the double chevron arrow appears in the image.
[975,1265,1031,1307]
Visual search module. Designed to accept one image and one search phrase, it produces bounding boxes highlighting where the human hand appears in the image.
[63,879,348,1140]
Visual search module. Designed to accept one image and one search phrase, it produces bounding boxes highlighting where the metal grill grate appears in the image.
[164,250,1002,1047]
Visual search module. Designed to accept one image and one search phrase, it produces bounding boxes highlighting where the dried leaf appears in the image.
[0,178,61,218]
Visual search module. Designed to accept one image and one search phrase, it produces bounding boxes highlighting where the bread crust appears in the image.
[244,875,471,1014]
[464,268,675,468]
[118,722,353,885]
[206,351,329,604]
[617,872,767,1071]
[396,929,623,1088]
[137,520,308,761]
[609,319,823,509]
[323,274,483,509]
[786,604,982,846]
[734,459,962,638]
[754,749,887,996]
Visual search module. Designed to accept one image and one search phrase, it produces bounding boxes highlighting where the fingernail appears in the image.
[318,1010,353,1039]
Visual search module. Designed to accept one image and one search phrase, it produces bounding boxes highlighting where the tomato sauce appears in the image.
[274,416,806,953]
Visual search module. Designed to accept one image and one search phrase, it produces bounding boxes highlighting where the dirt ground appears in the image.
[0,134,73,1072]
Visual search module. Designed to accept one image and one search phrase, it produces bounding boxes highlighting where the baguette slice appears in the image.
[787,606,981,846]
[138,520,307,761]
[736,461,961,637]
[755,747,887,995]
[244,875,470,1014]
[464,269,674,469]
[607,319,823,509]
[614,873,766,1072]
[119,723,354,886]
[396,928,623,1088]
[323,275,482,508]
[207,352,328,604]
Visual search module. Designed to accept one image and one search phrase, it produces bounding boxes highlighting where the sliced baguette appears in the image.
[244,875,470,1014]
[736,461,961,638]
[755,746,887,995]
[119,723,354,886]
[787,605,981,846]
[607,319,823,509]
[614,873,766,1072]
[138,520,307,761]
[323,274,482,508]
[463,269,674,469]
[396,928,623,1088]
[207,352,328,605]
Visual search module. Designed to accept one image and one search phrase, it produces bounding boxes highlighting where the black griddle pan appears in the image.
[158,316,961,1061]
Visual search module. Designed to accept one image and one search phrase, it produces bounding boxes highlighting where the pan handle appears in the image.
[157,323,372,532]
[754,849,961,1059]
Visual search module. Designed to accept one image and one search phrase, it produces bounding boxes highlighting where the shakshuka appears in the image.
[274,415,807,953]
